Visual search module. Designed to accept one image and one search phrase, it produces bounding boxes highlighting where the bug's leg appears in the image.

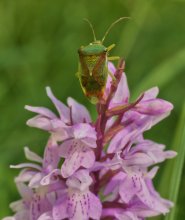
[107,44,119,60]
[108,56,120,61]
[107,44,116,51]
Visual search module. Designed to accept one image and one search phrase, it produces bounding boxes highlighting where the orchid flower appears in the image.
[4,61,176,220]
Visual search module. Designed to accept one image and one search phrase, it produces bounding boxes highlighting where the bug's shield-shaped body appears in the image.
[78,43,108,104]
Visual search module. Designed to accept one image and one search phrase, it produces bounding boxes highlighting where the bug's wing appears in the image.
[78,52,90,77]
[92,52,107,86]
[77,56,90,95]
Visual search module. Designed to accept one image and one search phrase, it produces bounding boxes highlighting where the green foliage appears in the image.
[0,0,185,219]
[164,104,185,220]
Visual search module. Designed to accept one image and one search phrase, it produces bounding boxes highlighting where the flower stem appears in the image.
[94,59,125,194]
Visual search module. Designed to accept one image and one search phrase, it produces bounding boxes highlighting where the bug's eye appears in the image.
[104,48,108,52]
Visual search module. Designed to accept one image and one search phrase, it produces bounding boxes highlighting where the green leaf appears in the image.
[157,103,185,220]
[132,48,185,99]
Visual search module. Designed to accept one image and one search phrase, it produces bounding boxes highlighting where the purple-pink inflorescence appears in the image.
[4,60,176,220]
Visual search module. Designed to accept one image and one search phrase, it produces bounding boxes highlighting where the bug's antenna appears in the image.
[83,18,97,42]
[102,17,130,43]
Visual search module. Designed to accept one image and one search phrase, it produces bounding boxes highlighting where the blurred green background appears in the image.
[0,0,185,219]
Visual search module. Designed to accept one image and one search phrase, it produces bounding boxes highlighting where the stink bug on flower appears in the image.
[77,17,129,104]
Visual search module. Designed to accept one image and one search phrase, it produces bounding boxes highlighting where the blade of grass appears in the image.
[157,103,185,220]
[132,47,185,99]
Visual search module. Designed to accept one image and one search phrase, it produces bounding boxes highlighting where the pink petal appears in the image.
[28,172,43,188]
[61,152,81,178]
[43,140,60,172]
[2,216,15,220]
[10,163,42,171]
[15,210,29,220]
[127,196,170,218]
[104,62,116,98]
[119,174,140,203]
[38,212,53,220]
[67,97,91,123]
[124,152,155,167]
[134,99,173,115]
[24,147,43,163]
[50,120,69,142]
[50,118,66,129]
[66,192,89,220]
[128,140,177,166]
[80,137,97,148]
[104,172,126,196]
[54,191,101,220]
[15,169,37,182]
[66,170,93,191]
[81,149,95,170]
[16,182,33,201]
[142,87,159,101]
[107,127,138,153]
[29,195,51,220]
[60,140,95,178]
[72,123,97,140]
[41,169,60,186]
[10,200,25,212]
[26,115,52,131]
[89,192,102,220]
[108,62,116,75]
[110,72,130,106]
[145,179,174,214]
[2,217,16,220]
[52,194,70,220]
[164,150,177,158]
[102,208,124,219]
[120,174,166,211]
[116,113,171,154]
[25,105,56,119]
[136,178,157,208]
[58,139,74,158]
[115,211,139,220]
[105,117,116,131]
[46,87,70,123]
[147,167,159,179]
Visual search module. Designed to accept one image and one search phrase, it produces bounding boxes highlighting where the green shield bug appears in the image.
[77,17,129,104]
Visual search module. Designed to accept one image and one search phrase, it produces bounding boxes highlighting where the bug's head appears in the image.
[78,43,107,56]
